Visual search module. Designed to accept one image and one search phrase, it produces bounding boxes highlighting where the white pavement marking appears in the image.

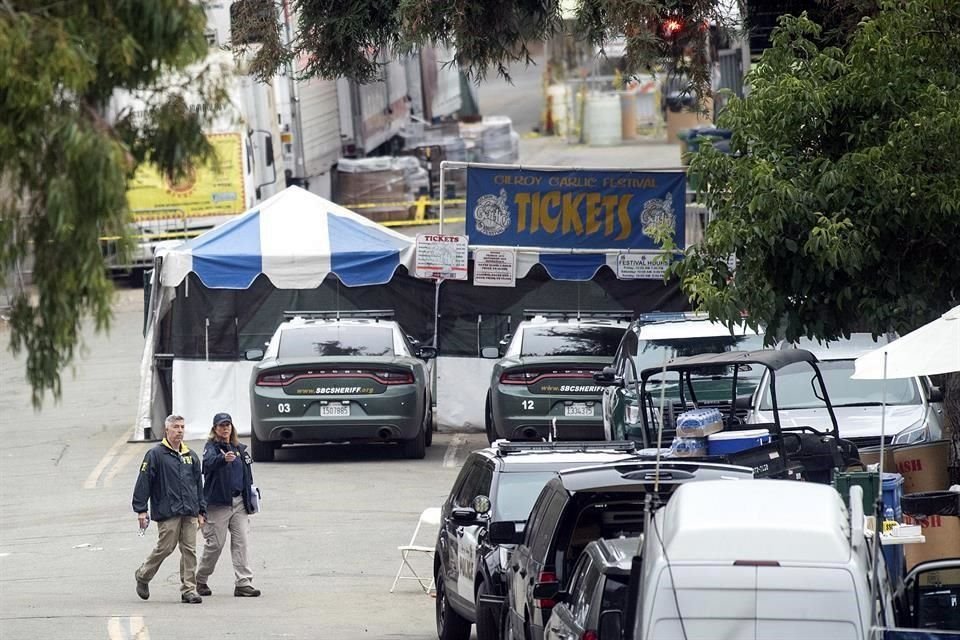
[102,446,141,488]
[442,434,466,468]
[107,617,125,640]
[84,429,135,489]
[107,615,150,640]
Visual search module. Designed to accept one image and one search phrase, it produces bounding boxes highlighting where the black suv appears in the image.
[434,441,639,640]
[496,460,754,640]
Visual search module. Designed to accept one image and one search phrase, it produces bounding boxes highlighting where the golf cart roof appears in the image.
[639,349,818,381]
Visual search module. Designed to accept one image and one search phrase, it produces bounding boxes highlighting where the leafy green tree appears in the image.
[674,2,960,451]
[234,0,744,98]
[0,1,220,405]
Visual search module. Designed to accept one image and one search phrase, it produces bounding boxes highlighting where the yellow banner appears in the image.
[126,133,246,216]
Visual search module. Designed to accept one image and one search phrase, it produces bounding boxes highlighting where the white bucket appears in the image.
[584,92,622,146]
[548,84,570,137]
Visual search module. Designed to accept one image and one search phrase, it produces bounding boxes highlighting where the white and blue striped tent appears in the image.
[160,186,416,289]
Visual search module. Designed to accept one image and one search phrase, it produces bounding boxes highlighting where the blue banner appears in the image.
[466,167,686,250]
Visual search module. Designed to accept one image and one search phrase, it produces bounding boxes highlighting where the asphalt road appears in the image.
[0,290,488,639]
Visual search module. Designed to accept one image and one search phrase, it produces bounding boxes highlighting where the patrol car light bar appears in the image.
[522,309,633,321]
[283,309,395,321]
[636,311,710,324]
[495,441,637,455]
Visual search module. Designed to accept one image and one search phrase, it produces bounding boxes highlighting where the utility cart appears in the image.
[596,349,861,482]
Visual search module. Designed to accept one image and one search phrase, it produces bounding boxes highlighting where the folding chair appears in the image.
[390,507,442,594]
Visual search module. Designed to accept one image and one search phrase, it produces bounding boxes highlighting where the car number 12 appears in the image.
[522,400,535,411]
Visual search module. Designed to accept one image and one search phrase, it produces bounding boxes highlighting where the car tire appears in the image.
[475,580,499,640]
[485,395,497,445]
[250,427,275,462]
[435,571,471,640]
[401,424,426,460]
[424,403,434,448]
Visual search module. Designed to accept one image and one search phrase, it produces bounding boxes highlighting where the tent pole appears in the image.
[439,161,446,233]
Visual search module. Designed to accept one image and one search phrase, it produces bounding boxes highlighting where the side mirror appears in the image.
[598,609,624,640]
[928,386,944,403]
[532,581,561,601]
[481,347,500,359]
[593,367,623,387]
[451,507,479,524]
[488,521,524,545]
[734,394,753,409]
[416,345,438,361]
[245,348,264,361]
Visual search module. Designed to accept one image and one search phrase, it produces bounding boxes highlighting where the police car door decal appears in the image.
[456,524,479,600]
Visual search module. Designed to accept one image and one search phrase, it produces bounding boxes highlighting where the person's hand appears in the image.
[138,512,149,529]
[198,514,206,526]
[224,451,237,463]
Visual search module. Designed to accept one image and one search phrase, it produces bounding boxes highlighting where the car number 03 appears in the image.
[277,403,292,414]
[522,400,535,411]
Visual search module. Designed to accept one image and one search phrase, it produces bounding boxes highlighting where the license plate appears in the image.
[320,405,350,417]
[564,403,594,417]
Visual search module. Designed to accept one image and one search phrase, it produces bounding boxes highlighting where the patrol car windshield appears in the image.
[494,472,557,521]
[638,334,765,401]
[520,326,624,358]
[278,326,395,358]
[635,334,766,377]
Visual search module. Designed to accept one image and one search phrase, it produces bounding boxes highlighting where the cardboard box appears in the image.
[858,445,900,474]
[902,514,960,571]
[893,440,952,493]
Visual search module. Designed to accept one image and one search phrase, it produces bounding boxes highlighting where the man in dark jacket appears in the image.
[133,414,207,603]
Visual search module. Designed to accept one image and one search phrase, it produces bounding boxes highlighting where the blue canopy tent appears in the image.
[137,187,431,440]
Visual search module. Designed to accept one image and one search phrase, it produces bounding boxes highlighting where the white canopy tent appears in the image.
[853,305,960,380]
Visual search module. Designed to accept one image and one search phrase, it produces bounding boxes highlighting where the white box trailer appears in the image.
[338,56,411,156]
[105,1,284,270]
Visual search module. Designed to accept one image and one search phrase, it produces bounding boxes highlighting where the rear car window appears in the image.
[520,326,624,357]
[494,471,558,521]
[278,325,395,358]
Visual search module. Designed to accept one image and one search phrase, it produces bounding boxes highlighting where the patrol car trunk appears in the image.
[255,357,415,396]
[499,358,609,396]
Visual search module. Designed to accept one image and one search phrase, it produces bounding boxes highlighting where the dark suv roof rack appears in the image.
[283,309,395,321]
[522,309,633,322]
[494,440,637,456]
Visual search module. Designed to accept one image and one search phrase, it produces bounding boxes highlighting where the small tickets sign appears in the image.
[415,234,468,280]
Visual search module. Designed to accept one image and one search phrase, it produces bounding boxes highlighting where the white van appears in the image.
[616,480,894,640]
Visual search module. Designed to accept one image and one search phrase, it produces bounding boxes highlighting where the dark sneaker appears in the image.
[196,583,212,596]
[181,592,202,604]
[234,585,261,597]
[135,572,149,600]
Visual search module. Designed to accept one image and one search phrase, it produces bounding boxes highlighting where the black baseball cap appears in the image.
[213,412,233,426]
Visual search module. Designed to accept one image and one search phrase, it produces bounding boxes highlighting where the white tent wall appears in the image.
[173,360,257,440]
[436,356,497,432]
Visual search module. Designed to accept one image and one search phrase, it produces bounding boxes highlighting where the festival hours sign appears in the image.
[466,167,686,250]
